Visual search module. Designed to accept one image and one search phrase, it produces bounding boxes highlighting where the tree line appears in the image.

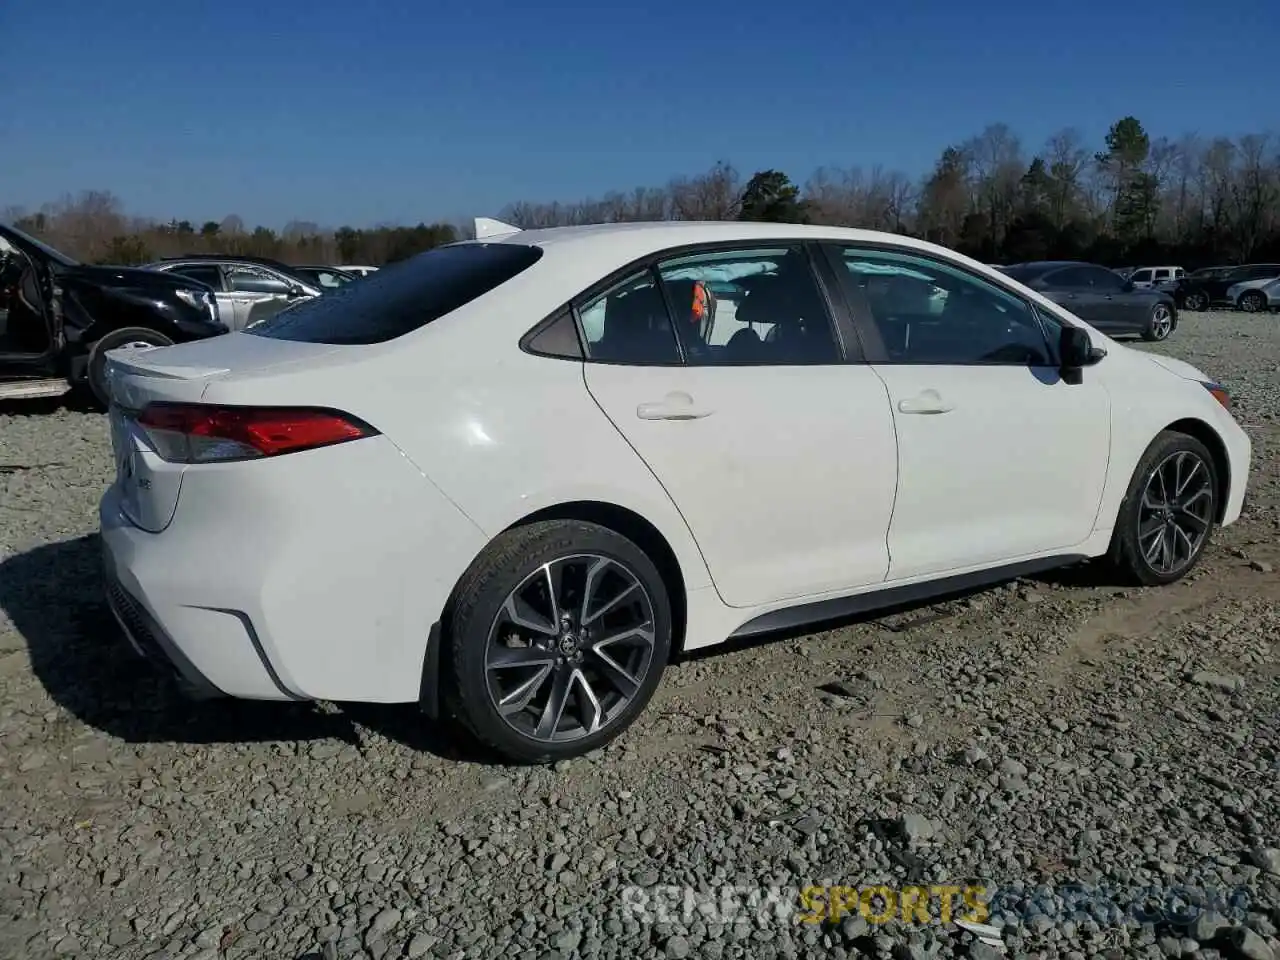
[5,117,1279,269]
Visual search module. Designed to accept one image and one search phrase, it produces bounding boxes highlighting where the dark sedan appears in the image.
[1000,260,1177,342]
[1176,263,1280,311]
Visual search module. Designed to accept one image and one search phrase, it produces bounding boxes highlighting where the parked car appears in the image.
[998,261,1178,341]
[1176,263,1280,311]
[99,219,1251,763]
[0,223,226,406]
[144,255,324,331]
[1127,265,1185,289]
[293,265,358,290]
[1227,271,1280,313]
[1173,266,1237,311]
[335,264,379,278]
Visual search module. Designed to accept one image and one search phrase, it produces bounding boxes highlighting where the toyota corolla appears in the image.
[99,219,1252,763]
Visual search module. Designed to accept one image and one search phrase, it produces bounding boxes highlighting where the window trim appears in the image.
[820,241,1060,368]
[517,238,863,367]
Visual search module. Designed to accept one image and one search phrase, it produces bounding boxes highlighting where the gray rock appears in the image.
[1189,672,1245,693]
[1230,928,1276,960]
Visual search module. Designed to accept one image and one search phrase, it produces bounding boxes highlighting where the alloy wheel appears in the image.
[1187,293,1207,311]
[485,554,657,744]
[1137,450,1214,576]
[1239,292,1264,313]
[1149,305,1173,340]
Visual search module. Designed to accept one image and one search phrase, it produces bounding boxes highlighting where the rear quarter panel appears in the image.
[198,295,717,600]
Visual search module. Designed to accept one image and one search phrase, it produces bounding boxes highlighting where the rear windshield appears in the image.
[245,242,543,344]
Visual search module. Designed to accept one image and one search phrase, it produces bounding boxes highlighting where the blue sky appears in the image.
[3,0,1274,229]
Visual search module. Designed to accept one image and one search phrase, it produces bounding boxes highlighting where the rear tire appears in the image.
[84,327,174,410]
[1141,303,1175,342]
[1106,431,1219,587]
[1185,291,1208,311]
[1238,291,1266,313]
[443,520,672,763]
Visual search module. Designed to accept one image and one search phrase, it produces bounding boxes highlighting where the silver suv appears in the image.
[145,257,323,331]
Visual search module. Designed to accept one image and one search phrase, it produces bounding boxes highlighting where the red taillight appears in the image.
[136,403,377,463]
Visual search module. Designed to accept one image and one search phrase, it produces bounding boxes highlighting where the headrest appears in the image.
[736,273,800,326]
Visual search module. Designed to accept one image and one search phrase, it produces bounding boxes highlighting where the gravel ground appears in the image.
[2,310,1278,960]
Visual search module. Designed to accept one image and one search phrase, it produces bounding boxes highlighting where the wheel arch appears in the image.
[423,499,693,720]
[500,500,690,660]
[1162,417,1232,523]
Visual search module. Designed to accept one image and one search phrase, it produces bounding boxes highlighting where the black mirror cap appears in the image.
[1060,325,1106,369]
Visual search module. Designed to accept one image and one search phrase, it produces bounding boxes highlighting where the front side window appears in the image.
[655,246,840,365]
[1045,267,1095,289]
[1088,267,1126,292]
[578,271,682,365]
[1131,269,1154,284]
[835,246,1052,366]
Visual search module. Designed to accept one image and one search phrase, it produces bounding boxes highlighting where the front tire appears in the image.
[444,520,672,763]
[1106,431,1219,586]
[1141,303,1175,342]
[84,327,174,409]
[1238,291,1266,313]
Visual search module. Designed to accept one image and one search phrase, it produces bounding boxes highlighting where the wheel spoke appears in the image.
[542,562,561,628]
[534,668,574,739]
[1138,515,1165,541]
[502,593,556,637]
[571,670,605,734]
[589,629,654,697]
[488,643,556,669]
[497,665,553,715]
[583,581,639,626]
[1174,456,1201,497]
[1176,510,1209,535]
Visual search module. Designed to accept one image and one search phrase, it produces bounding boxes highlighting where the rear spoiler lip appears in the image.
[474,217,522,240]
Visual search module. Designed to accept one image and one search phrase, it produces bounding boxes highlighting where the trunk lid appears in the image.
[103,336,345,532]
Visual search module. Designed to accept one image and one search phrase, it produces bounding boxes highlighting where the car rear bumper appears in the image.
[96,435,489,703]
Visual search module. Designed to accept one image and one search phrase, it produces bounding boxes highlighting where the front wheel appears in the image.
[84,327,174,409]
[1141,303,1175,341]
[444,520,672,763]
[1238,291,1266,313]
[1106,431,1219,587]
[1184,291,1208,311]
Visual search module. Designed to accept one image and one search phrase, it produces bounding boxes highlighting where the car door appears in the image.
[1068,266,1139,334]
[162,262,231,323]
[224,264,297,329]
[825,243,1111,582]
[1036,267,1101,324]
[580,243,898,608]
[1129,268,1154,289]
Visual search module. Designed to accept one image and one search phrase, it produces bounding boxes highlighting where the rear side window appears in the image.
[246,243,543,344]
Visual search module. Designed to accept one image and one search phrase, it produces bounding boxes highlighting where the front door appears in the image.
[0,243,57,373]
[580,244,899,608]
[826,243,1111,582]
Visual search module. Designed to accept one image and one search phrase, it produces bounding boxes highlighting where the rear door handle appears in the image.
[898,390,954,415]
[636,391,714,421]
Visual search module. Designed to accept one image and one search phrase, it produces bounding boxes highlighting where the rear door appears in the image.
[580,243,898,608]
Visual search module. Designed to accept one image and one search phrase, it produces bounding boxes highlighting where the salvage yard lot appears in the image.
[1,311,1278,960]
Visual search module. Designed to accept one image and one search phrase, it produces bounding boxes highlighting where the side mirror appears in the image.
[1060,325,1106,370]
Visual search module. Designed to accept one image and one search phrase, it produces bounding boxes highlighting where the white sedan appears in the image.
[99,219,1252,763]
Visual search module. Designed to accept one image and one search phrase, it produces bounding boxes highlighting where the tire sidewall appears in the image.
[449,522,673,763]
[86,327,174,409]
[1112,432,1219,586]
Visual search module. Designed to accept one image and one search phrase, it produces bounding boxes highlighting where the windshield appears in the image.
[0,224,78,267]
